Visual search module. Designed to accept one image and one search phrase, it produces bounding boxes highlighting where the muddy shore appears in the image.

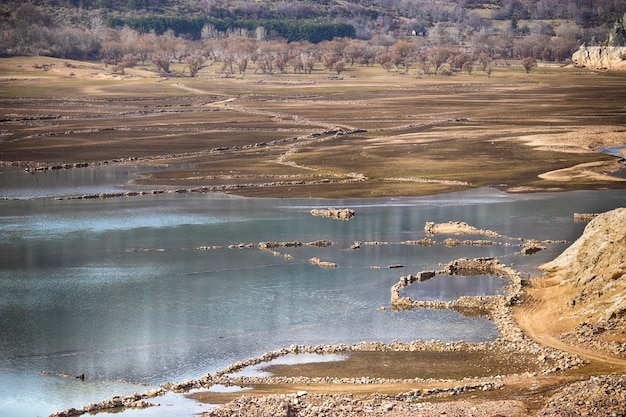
[3,57,626,199]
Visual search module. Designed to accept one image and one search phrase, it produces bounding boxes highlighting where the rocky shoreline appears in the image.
[49,211,626,417]
[50,255,583,417]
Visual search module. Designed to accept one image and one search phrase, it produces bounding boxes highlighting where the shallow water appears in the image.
[400,274,506,301]
[1,166,625,417]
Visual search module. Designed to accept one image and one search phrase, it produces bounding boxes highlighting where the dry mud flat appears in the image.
[2,57,626,199]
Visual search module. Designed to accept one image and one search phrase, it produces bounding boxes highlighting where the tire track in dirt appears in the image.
[514,295,626,370]
[173,84,363,175]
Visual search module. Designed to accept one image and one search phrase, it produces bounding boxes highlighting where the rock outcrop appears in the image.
[572,14,626,70]
[540,207,626,323]
[572,45,626,70]
[311,208,355,220]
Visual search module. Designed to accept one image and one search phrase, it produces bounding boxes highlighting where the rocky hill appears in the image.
[572,45,626,69]
[538,207,626,356]
[540,207,626,323]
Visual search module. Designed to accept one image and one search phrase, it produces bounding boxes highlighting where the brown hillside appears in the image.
[519,207,626,360]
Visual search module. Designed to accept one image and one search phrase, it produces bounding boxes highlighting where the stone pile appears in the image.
[310,208,355,220]
[49,391,163,417]
[536,375,626,416]
[309,257,337,268]
[202,391,527,417]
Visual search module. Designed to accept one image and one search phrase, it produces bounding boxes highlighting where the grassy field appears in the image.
[1,56,625,198]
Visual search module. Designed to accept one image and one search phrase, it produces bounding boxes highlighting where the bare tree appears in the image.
[462,60,473,75]
[322,52,341,71]
[333,60,345,75]
[135,32,157,64]
[428,46,453,75]
[185,54,206,77]
[477,53,493,74]
[151,30,177,73]
[152,49,173,73]
[521,57,537,73]
[415,51,432,75]
[390,40,415,73]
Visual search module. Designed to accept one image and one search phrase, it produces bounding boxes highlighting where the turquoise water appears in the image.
[1,166,625,417]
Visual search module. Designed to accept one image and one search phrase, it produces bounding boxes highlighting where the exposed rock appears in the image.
[572,45,626,70]
[537,375,626,416]
[49,391,160,417]
[424,221,500,237]
[311,208,355,220]
[574,212,598,222]
[307,240,334,247]
[609,13,626,47]
[201,391,526,417]
[572,15,626,69]
[258,241,303,249]
[521,240,546,255]
[401,238,434,246]
[309,257,337,268]
[540,207,626,322]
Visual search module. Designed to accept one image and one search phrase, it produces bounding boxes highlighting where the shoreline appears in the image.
[2,141,625,201]
[3,57,625,416]
[49,256,585,417]
[49,210,626,416]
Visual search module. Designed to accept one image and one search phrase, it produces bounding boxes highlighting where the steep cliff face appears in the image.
[540,207,626,323]
[572,45,626,70]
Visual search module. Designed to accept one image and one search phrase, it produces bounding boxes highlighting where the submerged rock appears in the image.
[311,208,355,220]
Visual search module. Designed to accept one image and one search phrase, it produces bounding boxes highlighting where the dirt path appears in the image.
[514,289,626,371]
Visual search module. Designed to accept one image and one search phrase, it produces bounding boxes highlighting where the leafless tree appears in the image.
[152,50,173,73]
[333,60,346,75]
[461,60,473,75]
[185,54,206,77]
[521,57,537,73]
[390,40,415,73]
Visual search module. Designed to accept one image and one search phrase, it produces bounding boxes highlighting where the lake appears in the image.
[1,166,625,417]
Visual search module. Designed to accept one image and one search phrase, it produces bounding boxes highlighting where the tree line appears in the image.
[1,0,624,73]
[107,16,356,43]
[90,27,579,78]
